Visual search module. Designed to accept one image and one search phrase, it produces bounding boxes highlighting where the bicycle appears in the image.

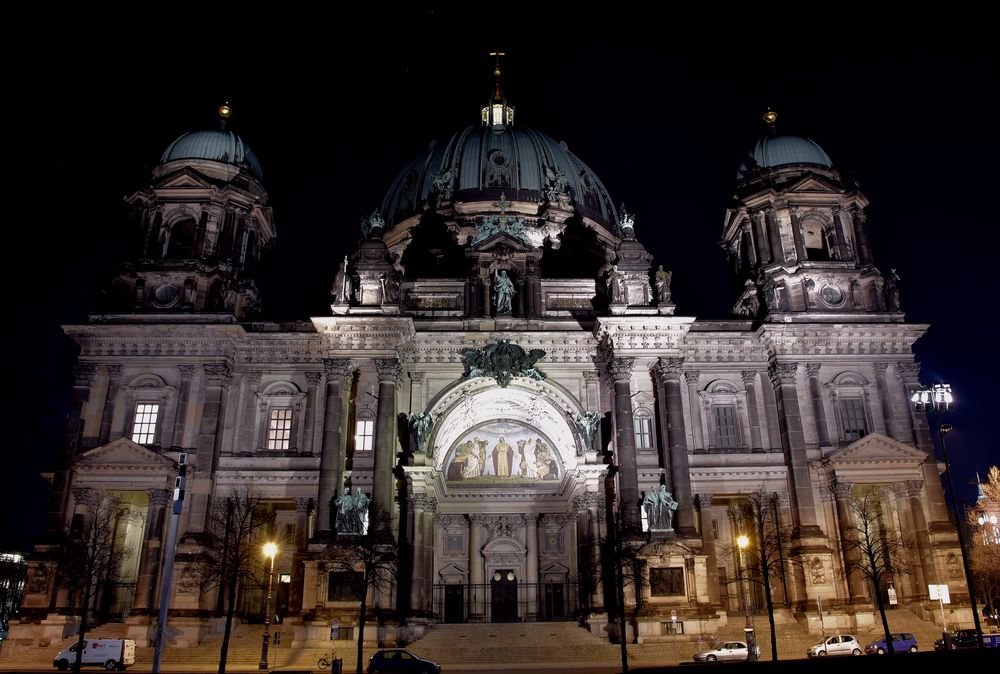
[317,649,338,671]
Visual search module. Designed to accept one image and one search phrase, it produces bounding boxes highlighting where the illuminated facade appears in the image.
[10,93,974,650]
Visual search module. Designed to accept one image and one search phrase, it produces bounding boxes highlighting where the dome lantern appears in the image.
[482,51,514,129]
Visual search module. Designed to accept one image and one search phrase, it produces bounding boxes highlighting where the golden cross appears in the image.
[490,50,506,78]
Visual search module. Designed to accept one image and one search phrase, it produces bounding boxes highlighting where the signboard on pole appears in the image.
[671,609,677,622]
[331,619,339,640]
[928,584,951,603]
[887,586,897,605]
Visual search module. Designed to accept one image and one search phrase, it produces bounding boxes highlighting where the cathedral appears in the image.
[11,75,973,653]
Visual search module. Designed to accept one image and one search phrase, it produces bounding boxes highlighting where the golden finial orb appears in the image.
[762,109,778,125]
[218,102,233,120]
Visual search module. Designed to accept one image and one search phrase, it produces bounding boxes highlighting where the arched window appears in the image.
[166,217,197,257]
[699,380,749,451]
[801,216,832,261]
[256,382,305,454]
[827,372,874,444]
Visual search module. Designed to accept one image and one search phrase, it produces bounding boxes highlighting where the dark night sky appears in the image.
[3,8,997,550]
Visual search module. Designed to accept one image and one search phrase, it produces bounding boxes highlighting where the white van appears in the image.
[53,639,136,671]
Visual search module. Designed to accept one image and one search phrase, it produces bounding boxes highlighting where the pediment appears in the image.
[823,433,926,467]
[787,174,840,194]
[153,167,217,190]
[473,231,534,251]
[73,438,178,472]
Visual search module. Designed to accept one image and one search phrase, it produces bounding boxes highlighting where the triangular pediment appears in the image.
[153,167,217,191]
[74,437,178,471]
[824,433,926,467]
[473,231,534,251]
[787,174,841,194]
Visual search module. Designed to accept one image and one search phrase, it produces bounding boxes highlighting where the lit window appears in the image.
[634,417,653,448]
[712,405,739,447]
[354,419,374,451]
[131,403,160,445]
[267,408,293,450]
[840,398,867,440]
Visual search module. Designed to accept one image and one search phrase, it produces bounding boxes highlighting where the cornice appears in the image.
[401,332,599,365]
[758,323,929,356]
[312,317,416,354]
[594,316,695,354]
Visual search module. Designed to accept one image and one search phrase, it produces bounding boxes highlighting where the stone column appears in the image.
[469,514,484,619]
[98,365,123,446]
[872,363,898,440]
[833,481,868,602]
[317,359,353,537]
[789,205,806,262]
[302,371,322,454]
[407,372,427,419]
[187,363,230,534]
[806,364,830,447]
[409,495,435,615]
[234,371,262,453]
[133,489,170,613]
[685,370,705,450]
[895,362,950,525]
[583,371,602,416]
[695,494,721,605]
[608,357,641,530]
[170,365,195,449]
[897,481,933,600]
[850,207,874,265]
[741,371,763,452]
[832,206,851,261]
[525,514,538,620]
[574,492,604,611]
[373,358,401,514]
[758,371,782,451]
[741,222,757,267]
[751,211,770,264]
[765,207,783,263]
[771,363,820,533]
[655,358,694,534]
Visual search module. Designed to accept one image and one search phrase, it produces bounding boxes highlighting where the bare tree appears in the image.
[193,486,275,674]
[0,552,27,630]
[601,499,644,674]
[322,500,399,674]
[727,487,792,661]
[57,491,130,673]
[968,466,1000,626]
[841,485,914,658]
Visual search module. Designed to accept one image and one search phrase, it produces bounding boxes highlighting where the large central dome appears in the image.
[381,124,619,231]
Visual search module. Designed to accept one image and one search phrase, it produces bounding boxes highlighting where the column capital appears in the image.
[696,493,714,508]
[407,371,426,383]
[412,494,438,513]
[872,362,888,376]
[71,487,96,506]
[894,361,921,383]
[583,370,602,384]
[607,358,634,383]
[375,358,402,384]
[178,364,196,381]
[833,481,853,499]
[147,489,171,508]
[806,363,822,378]
[323,358,355,381]
[305,371,323,386]
[572,491,605,512]
[202,363,231,386]
[106,364,124,379]
[770,362,798,385]
[741,370,758,386]
[295,497,314,513]
[901,480,924,498]
[654,357,685,382]
[243,370,262,386]
[684,370,701,386]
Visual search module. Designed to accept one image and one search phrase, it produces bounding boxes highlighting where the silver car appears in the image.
[807,634,863,657]
[693,640,760,662]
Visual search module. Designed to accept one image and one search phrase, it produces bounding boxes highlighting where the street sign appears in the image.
[671,609,677,622]
[331,619,339,640]
[887,586,897,605]
[928,584,951,603]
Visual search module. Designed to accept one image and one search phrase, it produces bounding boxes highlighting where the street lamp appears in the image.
[736,534,757,661]
[259,542,278,670]
[911,383,983,644]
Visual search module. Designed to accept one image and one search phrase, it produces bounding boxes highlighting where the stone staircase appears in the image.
[406,622,637,667]
[855,606,946,653]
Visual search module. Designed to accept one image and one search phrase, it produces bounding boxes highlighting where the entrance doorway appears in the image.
[542,583,565,620]
[491,570,518,622]
[444,585,464,623]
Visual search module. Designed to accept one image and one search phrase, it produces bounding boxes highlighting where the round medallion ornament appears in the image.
[819,285,845,307]
[151,282,180,308]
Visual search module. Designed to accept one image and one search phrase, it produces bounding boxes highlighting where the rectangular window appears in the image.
[354,419,374,451]
[267,408,293,450]
[841,398,867,440]
[131,403,160,445]
[327,571,362,601]
[634,417,653,448]
[650,567,685,596]
[712,405,739,447]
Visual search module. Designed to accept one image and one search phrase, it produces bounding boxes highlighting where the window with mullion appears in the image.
[354,419,374,451]
[840,397,867,440]
[267,407,293,450]
[712,404,739,448]
[131,403,160,445]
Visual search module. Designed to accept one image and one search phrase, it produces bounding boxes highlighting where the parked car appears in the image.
[366,648,441,674]
[806,634,863,657]
[864,632,917,654]
[692,641,760,662]
[933,628,1000,650]
[53,639,136,671]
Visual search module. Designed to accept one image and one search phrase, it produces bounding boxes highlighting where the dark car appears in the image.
[864,632,917,654]
[366,648,441,674]
[935,629,980,650]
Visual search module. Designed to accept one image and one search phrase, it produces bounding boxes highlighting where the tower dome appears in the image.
[381,124,619,232]
[160,128,264,180]
[736,134,833,182]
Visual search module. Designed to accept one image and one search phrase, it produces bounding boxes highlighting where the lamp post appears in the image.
[911,383,983,644]
[259,542,278,670]
[736,534,757,661]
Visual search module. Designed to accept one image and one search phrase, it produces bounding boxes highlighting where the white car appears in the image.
[806,634,863,657]
[693,640,760,662]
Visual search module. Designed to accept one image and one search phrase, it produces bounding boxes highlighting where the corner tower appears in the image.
[722,111,898,322]
[106,103,275,320]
